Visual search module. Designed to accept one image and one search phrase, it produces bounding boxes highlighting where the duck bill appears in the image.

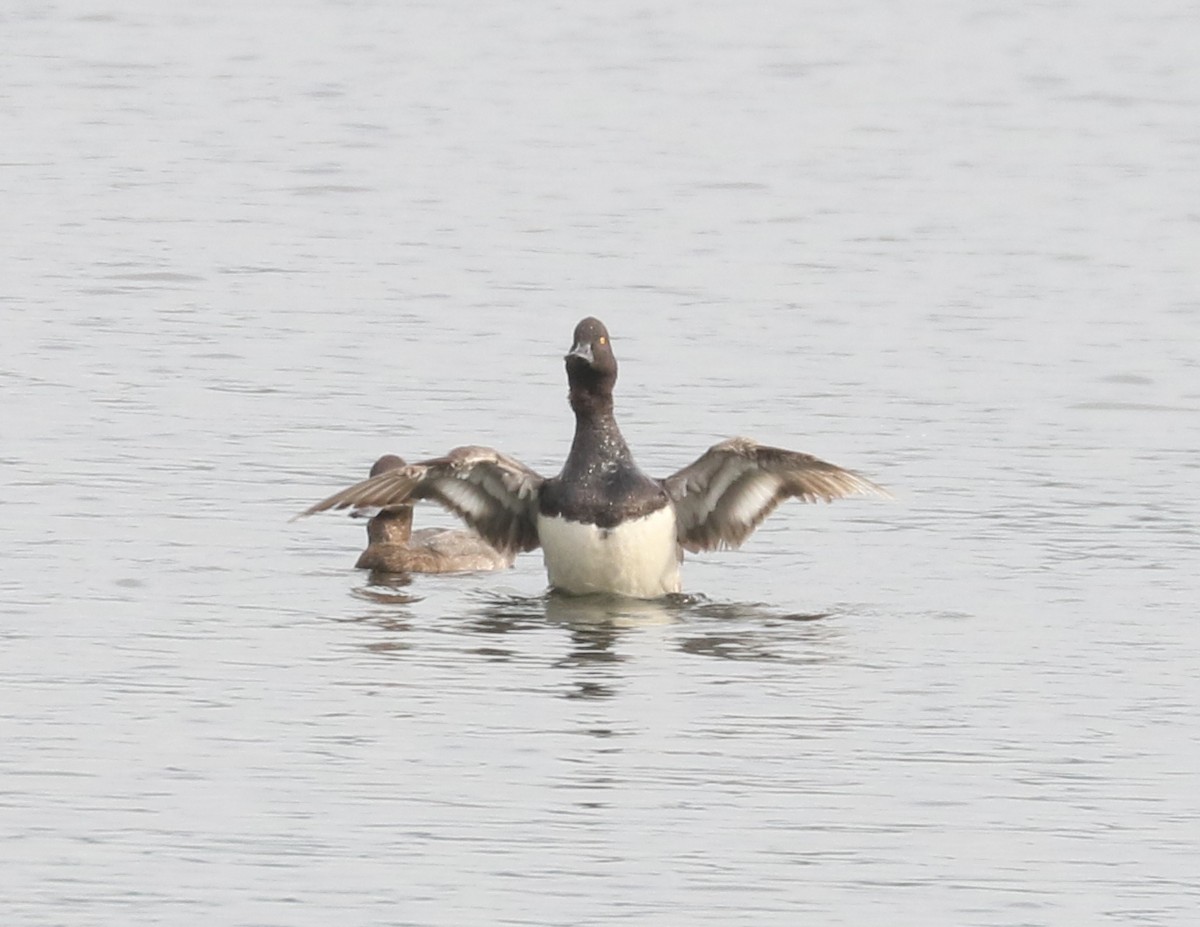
[565,341,594,364]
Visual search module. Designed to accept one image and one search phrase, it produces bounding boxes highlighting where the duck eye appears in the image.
[598,336,607,345]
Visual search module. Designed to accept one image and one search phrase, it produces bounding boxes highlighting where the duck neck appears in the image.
[565,392,634,479]
[367,506,413,545]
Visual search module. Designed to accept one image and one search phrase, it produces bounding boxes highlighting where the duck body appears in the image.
[353,455,514,574]
[356,525,515,574]
[534,320,680,595]
[536,506,680,597]
[303,318,890,599]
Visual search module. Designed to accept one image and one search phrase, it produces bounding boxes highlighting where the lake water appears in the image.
[4,1,1199,924]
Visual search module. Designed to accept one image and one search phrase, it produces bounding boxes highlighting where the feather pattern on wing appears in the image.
[662,437,891,553]
[299,446,545,554]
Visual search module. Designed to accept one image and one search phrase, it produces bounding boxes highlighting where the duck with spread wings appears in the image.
[301,317,889,598]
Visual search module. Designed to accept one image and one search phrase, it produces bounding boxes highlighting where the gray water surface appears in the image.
[4,1,1200,924]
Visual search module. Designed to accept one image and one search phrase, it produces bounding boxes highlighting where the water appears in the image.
[4,1,1199,924]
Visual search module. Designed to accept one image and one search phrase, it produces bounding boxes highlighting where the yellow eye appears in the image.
[598,336,607,345]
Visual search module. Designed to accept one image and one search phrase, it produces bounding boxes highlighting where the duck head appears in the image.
[565,317,618,415]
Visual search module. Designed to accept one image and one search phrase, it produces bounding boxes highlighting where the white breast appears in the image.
[536,505,681,598]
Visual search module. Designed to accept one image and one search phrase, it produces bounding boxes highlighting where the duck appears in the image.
[354,454,515,573]
[302,317,889,598]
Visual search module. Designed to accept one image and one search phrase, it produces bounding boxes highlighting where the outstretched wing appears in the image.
[662,436,890,553]
[299,446,545,554]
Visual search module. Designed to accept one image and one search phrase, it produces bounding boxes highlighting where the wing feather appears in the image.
[298,446,544,554]
[663,437,890,553]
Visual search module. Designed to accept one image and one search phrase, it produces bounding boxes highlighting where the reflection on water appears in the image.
[328,574,421,650]
[353,571,418,603]
[336,583,843,687]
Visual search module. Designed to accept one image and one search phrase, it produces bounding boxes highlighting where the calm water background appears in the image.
[4,1,1199,924]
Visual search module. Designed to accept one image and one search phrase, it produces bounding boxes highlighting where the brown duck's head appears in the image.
[370,454,406,476]
[365,454,413,545]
